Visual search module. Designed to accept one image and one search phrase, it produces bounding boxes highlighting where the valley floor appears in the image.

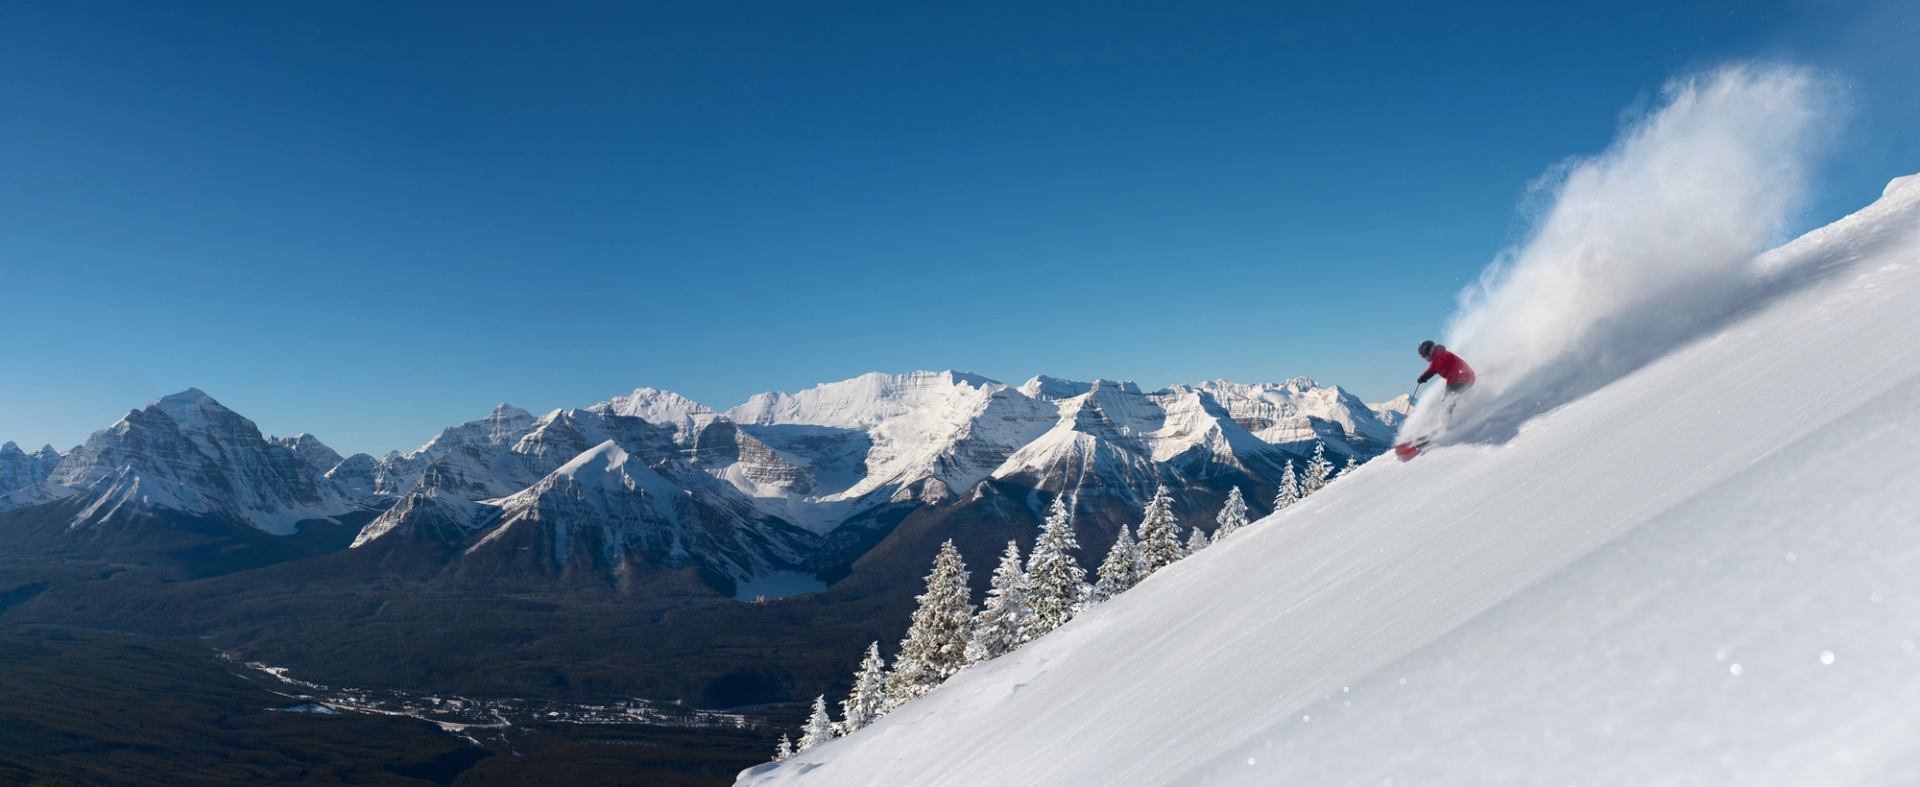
[0,624,795,787]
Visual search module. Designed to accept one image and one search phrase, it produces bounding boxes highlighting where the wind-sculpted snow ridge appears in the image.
[735,174,1920,786]
[1403,64,1841,447]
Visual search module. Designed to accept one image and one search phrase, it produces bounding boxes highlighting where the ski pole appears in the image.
[1409,381,1424,404]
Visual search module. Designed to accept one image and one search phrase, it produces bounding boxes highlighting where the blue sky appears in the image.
[2,1,1915,456]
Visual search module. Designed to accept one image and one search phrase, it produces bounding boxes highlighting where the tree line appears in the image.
[771,442,1356,760]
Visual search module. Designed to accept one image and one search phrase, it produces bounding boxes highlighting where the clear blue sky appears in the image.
[2,1,1915,456]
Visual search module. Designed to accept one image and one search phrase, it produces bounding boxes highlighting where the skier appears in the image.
[1416,340,1475,392]
[1394,341,1476,461]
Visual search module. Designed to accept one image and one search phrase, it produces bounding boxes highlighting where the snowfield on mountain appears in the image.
[736,171,1920,784]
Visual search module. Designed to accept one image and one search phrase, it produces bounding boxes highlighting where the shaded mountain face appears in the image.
[0,373,1389,594]
[0,442,61,498]
[2,390,356,534]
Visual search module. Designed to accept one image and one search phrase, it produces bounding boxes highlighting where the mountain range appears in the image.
[0,371,1395,599]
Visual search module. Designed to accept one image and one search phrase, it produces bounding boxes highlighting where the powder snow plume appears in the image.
[1406,63,1840,444]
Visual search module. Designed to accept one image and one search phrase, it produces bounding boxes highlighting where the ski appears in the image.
[1392,438,1430,461]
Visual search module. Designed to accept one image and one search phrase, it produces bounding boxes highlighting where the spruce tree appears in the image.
[1214,486,1249,541]
[1302,442,1334,496]
[1185,524,1211,553]
[839,641,887,734]
[966,541,1031,664]
[1023,495,1086,639]
[1090,523,1143,603]
[1342,453,1360,479]
[884,540,972,710]
[774,734,794,761]
[797,695,835,751]
[1134,485,1185,573]
[1274,461,1301,513]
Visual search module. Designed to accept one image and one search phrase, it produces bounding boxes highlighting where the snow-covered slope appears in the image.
[736,176,1920,786]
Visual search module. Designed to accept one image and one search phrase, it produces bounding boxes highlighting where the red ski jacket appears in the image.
[1419,345,1476,386]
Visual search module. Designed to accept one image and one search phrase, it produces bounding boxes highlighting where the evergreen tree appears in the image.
[1090,523,1143,603]
[1274,461,1301,513]
[1214,486,1249,541]
[966,541,1031,664]
[1302,442,1334,496]
[1023,495,1086,639]
[774,734,794,761]
[797,695,835,751]
[1185,524,1211,553]
[1134,485,1185,573]
[884,540,972,710]
[1342,453,1360,479]
[838,641,888,734]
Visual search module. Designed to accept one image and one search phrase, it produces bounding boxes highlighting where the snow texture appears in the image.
[736,160,1920,787]
[1402,64,1838,449]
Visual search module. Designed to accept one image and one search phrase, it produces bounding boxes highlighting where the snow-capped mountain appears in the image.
[1368,393,1414,428]
[721,371,1061,525]
[0,441,62,498]
[273,433,346,479]
[0,373,1390,594]
[353,405,818,588]
[737,174,1920,787]
[374,403,541,500]
[712,371,1388,519]
[990,377,1381,500]
[595,386,724,443]
[466,440,814,581]
[1181,379,1394,451]
[1,390,358,534]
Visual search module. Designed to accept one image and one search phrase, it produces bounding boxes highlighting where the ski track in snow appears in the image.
[736,175,1920,786]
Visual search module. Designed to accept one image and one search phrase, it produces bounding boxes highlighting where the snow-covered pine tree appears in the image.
[1135,485,1185,573]
[839,641,888,734]
[1185,524,1211,553]
[797,694,835,750]
[1342,453,1360,479]
[1023,495,1086,639]
[1214,486,1249,541]
[1302,442,1334,496]
[774,734,794,761]
[1274,460,1301,512]
[966,541,1031,664]
[1090,523,1143,603]
[884,540,973,710]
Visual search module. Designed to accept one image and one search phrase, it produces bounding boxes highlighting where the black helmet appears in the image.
[1418,340,1435,358]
